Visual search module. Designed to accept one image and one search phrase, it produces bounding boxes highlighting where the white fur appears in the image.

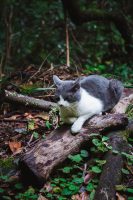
[77,88,103,116]
[59,88,103,133]
[58,95,70,107]
[71,88,103,133]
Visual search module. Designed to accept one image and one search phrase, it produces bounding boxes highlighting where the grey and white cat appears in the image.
[53,75,123,134]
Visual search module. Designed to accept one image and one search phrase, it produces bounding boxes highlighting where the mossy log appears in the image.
[19,114,128,187]
[2,90,57,111]
[94,129,131,200]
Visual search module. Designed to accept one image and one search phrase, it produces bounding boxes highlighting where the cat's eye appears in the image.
[65,96,73,102]
[54,96,60,102]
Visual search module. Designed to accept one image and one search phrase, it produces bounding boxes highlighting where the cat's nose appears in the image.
[58,102,63,107]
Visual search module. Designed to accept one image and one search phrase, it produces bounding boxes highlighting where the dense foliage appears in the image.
[0,0,133,82]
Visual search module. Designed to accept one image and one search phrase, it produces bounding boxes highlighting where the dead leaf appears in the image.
[4,114,20,120]
[8,141,22,153]
[24,113,34,119]
[35,112,49,121]
[38,194,48,200]
[43,182,52,192]
[80,191,88,200]
[84,172,92,184]
[116,192,126,200]
[72,194,82,200]
[126,164,133,174]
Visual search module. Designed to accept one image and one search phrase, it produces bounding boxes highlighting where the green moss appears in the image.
[0,157,14,174]
[126,104,133,119]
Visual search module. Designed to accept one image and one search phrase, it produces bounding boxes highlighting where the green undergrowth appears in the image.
[0,133,133,199]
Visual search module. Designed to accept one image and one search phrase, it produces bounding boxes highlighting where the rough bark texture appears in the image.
[19,113,128,187]
[2,90,57,111]
[112,94,133,114]
[94,130,130,200]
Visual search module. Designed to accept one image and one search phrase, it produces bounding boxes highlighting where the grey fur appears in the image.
[53,75,124,111]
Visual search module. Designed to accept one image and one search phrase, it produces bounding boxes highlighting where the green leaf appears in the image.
[126,188,133,193]
[72,177,83,184]
[92,139,101,147]
[14,183,23,189]
[80,150,89,158]
[59,178,66,182]
[62,167,72,174]
[102,136,109,142]
[90,190,95,200]
[121,152,133,162]
[86,182,94,192]
[42,134,46,139]
[0,175,9,182]
[2,196,11,200]
[46,193,53,198]
[68,154,82,163]
[115,185,125,191]
[58,197,67,200]
[128,137,133,142]
[92,179,99,183]
[90,147,97,152]
[68,184,79,191]
[61,188,72,196]
[53,187,61,193]
[107,145,112,150]
[128,197,133,200]
[45,121,52,129]
[121,168,130,175]
[95,159,106,165]
[91,166,102,173]
[33,131,39,139]
[112,150,119,154]
[0,188,4,193]
[53,178,60,184]
[32,87,55,92]
[28,119,35,130]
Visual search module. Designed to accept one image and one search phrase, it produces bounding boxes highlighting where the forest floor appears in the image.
[0,65,133,200]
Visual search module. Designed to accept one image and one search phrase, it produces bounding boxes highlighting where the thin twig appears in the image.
[65,11,70,67]
[28,48,56,81]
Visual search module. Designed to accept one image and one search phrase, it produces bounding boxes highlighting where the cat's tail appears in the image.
[109,79,124,105]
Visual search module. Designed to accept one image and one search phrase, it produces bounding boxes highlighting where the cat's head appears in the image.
[53,75,81,107]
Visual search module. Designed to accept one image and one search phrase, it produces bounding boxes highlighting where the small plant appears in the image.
[15,187,38,200]
[28,119,35,131]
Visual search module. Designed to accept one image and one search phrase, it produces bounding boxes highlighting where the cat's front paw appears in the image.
[71,123,82,135]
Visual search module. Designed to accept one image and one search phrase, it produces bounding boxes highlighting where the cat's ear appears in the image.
[71,78,80,92]
[53,75,63,87]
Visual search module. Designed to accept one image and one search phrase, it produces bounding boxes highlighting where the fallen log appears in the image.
[94,129,131,200]
[1,90,57,111]
[1,90,133,113]
[19,113,128,187]
[112,94,133,114]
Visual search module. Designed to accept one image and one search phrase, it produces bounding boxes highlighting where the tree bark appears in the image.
[112,94,133,114]
[1,90,57,111]
[19,113,128,187]
[94,130,131,200]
